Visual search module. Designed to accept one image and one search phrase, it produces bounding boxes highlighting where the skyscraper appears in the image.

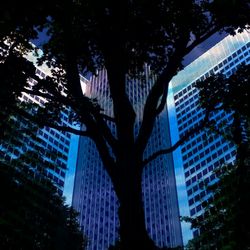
[168,30,250,236]
[1,61,73,195]
[73,69,183,249]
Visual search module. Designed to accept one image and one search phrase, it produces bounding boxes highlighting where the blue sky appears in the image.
[183,32,227,66]
[63,133,79,205]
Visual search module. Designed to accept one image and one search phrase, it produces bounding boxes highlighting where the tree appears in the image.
[109,241,183,250]
[0,159,86,250]
[0,104,86,250]
[1,1,250,249]
[184,163,250,250]
[183,64,250,249]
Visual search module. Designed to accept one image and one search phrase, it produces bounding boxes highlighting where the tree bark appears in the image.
[112,155,157,250]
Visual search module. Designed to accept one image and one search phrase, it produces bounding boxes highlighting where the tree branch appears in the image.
[14,95,119,186]
[24,73,119,154]
[24,88,119,181]
[23,88,56,102]
[155,84,169,115]
[44,123,89,137]
[105,57,136,151]
[93,113,118,153]
[142,111,210,167]
[12,105,91,137]
[136,23,221,159]
[100,113,116,122]
[185,26,220,56]
[136,34,191,157]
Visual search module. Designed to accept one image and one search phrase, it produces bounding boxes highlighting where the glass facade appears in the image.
[73,69,183,249]
[168,30,250,236]
[1,65,73,195]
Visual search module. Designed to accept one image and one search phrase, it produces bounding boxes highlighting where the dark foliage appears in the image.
[0,160,86,250]
[183,64,250,250]
[109,241,183,250]
[1,1,250,249]
[0,106,86,250]
[184,160,250,250]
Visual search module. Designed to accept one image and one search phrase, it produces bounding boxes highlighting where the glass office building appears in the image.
[73,69,183,249]
[168,30,250,236]
[1,62,73,195]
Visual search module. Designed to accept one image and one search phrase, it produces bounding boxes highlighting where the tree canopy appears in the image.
[1,1,250,249]
[0,104,86,250]
[0,158,86,250]
[183,64,250,250]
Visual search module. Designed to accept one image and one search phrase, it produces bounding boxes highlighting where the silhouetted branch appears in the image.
[24,86,118,152]
[23,88,56,102]
[100,113,116,122]
[12,105,90,137]
[44,123,88,137]
[185,26,220,56]
[136,34,191,156]
[142,111,210,167]
[155,85,169,115]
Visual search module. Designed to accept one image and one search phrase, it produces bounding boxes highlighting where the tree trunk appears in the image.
[113,158,157,250]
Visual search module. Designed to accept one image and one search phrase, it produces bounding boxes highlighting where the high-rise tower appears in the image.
[73,69,183,249]
[1,62,73,195]
[168,30,250,236]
